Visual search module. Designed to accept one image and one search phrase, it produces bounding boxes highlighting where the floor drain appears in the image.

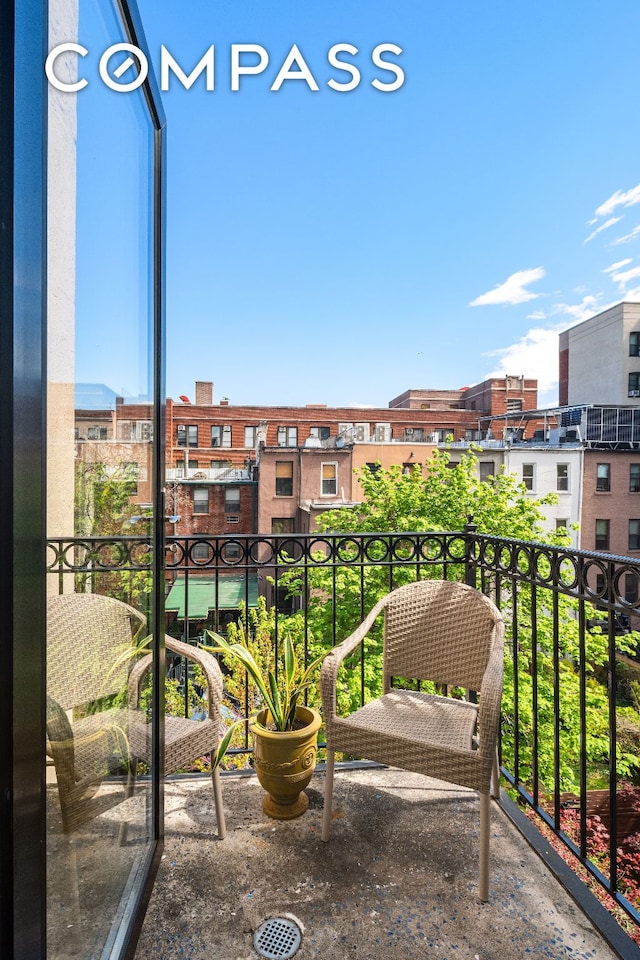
[253,916,302,959]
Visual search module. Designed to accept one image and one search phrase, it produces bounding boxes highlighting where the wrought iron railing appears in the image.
[47,528,640,937]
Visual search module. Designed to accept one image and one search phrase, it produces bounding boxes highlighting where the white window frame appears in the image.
[277,425,298,447]
[193,487,209,514]
[557,463,569,492]
[244,426,257,448]
[224,487,241,512]
[321,461,338,496]
[522,463,535,492]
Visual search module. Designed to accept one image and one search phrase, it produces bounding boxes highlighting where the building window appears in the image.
[506,398,523,412]
[557,464,569,492]
[479,462,494,482]
[277,426,298,447]
[595,519,610,552]
[222,541,241,559]
[522,464,535,491]
[192,542,211,561]
[402,463,414,475]
[631,332,640,357]
[188,459,198,470]
[556,519,568,530]
[596,463,611,492]
[309,426,330,440]
[177,424,198,446]
[193,488,209,514]
[631,464,640,492]
[366,462,382,477]
[629,372,640,396]
[211,425,231,448]
[272,518,295,534]
[625,573,639,603]
[175,459,185,477]
[275,461,293,496]
[404,427,424,441]
[244,426,257,448]
[321,462,338,495]
[87,425,107,440]
[630,520,640,551]
[225,487,241,513]
[446,461,459,469]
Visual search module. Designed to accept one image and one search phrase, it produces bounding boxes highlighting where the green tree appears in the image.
[314,447,557,539]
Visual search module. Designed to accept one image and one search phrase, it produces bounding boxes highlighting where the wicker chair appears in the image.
[47,593,227,838]
[320,579,504,901]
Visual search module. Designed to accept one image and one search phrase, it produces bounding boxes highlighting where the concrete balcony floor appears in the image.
[136,766,625,960]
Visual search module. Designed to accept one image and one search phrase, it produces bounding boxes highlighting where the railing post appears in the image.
[464,515,477,588]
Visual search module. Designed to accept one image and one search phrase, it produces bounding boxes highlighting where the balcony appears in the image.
[47,529,640,958]
[166,466,253,482]
[136,768,627,958]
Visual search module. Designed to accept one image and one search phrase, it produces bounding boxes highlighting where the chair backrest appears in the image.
[382,579,503,691]
[47,594,146,711]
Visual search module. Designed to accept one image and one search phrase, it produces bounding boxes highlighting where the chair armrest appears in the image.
[128,653,153,709]
[477,620,505,765]
[127,637,224,723]
[170,637,224,722]
[46,694,76,788]
[320,595,387,726]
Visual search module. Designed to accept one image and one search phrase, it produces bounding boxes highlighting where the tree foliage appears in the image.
[278,447,640,793]
[314,447,559,540]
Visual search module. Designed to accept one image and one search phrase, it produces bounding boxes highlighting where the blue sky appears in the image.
[130,0,640,409]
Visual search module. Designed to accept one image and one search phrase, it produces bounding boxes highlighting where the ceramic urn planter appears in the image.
[249,705,322,820]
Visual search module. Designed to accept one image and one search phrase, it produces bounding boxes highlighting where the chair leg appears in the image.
[118,757,138,846]
[212,766,226,840]
[321,749,335,842]
[491,749,500,799]
[479,791,490,902]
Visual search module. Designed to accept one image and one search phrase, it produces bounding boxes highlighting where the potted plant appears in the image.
[205,630,325,820]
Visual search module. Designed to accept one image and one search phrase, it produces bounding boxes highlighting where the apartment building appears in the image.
[257,442,356,535]
[559,301,640,406]
[166,375,539,474]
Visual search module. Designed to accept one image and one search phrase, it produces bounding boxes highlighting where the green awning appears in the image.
[165,575,258,619]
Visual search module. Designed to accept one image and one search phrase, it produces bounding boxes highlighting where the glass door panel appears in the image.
[46,0,163,956]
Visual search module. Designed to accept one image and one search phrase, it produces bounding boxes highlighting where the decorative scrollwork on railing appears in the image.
[47,537,153,572]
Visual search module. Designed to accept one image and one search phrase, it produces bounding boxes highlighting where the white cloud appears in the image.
[484,296,613,405]
[595,184,640,218]
[523,296,609,326]
[610,224,640,246]
[550,295,609,325]
[485,327,561,398]
[622,285,640,301]
[610,265,640,289]
[469,267,545,307]
[603,258,632,273]
[584,216,622,243]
